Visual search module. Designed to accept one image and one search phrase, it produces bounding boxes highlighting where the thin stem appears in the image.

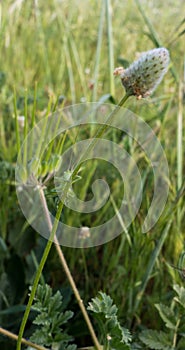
[72,93,131,179]
[14,88,20,154]
[55,239,101,350]
[23,89,28,168]
[31,81,37,128]
[0,326,47,350]
[105,0,115,96]
[172,318,180,349]
[177,81,183,228]
[92,0,105,102]
[16,193,64,350]
[16,94,130,350]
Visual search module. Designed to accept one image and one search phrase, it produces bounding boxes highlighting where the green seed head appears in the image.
[120,48,170,98]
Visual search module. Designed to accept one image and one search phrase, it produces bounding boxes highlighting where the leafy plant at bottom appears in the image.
[139,284,185,350]
[29,284,76,350]
[87,291,132,349]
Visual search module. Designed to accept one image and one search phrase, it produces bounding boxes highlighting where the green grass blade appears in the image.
[105,0,115,96]
[92,0,105,102]
[177,81,183,228]
[133,220,172,315]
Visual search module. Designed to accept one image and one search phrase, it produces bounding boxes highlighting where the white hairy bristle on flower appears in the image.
[113,66,125,76]
[118,48,170,98]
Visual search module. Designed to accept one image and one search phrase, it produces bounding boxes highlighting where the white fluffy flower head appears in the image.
[114,48,170,98]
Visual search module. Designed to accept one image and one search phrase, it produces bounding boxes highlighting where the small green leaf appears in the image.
[140,329,173,350]
[32,311,49,326]
[173,284,185,307]
[155,303,176,330]
[87,292,117,317]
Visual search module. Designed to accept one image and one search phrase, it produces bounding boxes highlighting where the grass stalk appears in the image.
[64,37,76,105]
[14,88,20,154]
[31,81,37,129]
[105,0,115,96]
[177,81,183,228]
[23,89,28,167]
[92,0,105,102]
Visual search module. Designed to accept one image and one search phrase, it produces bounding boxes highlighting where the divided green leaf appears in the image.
[88,292,132,349]
[30,284,76,349]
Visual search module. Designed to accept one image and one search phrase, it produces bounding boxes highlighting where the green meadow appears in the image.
[0,0,184,349]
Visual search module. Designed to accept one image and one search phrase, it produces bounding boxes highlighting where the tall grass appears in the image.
[0,0,184,348]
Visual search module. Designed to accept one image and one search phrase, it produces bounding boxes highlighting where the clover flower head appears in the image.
[114,48,170,98]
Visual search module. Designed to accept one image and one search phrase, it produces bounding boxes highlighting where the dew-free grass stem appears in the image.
[105,0,115,96]
[14,88,20,154]
[92,0,105,102]
[177,81,183,228]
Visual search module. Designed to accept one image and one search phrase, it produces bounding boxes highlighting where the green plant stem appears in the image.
[92,0,105,102]
[23,89,28,168]
[172,318,180,349]
[16,191,64,350]
[105,0,115,96]
[72,93,131,179]
[0,326,47,350]
[31,81,37,128]
[16,94,130,350]
[177,81,183,228]
[14,88,20,154]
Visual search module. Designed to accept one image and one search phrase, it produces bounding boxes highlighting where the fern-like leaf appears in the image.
[30,284,75,348]
[88,292,132,348]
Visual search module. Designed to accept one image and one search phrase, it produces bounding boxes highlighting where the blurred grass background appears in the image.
[0,0,184,348]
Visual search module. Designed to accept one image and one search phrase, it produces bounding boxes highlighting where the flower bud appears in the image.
[117,48,170,98]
